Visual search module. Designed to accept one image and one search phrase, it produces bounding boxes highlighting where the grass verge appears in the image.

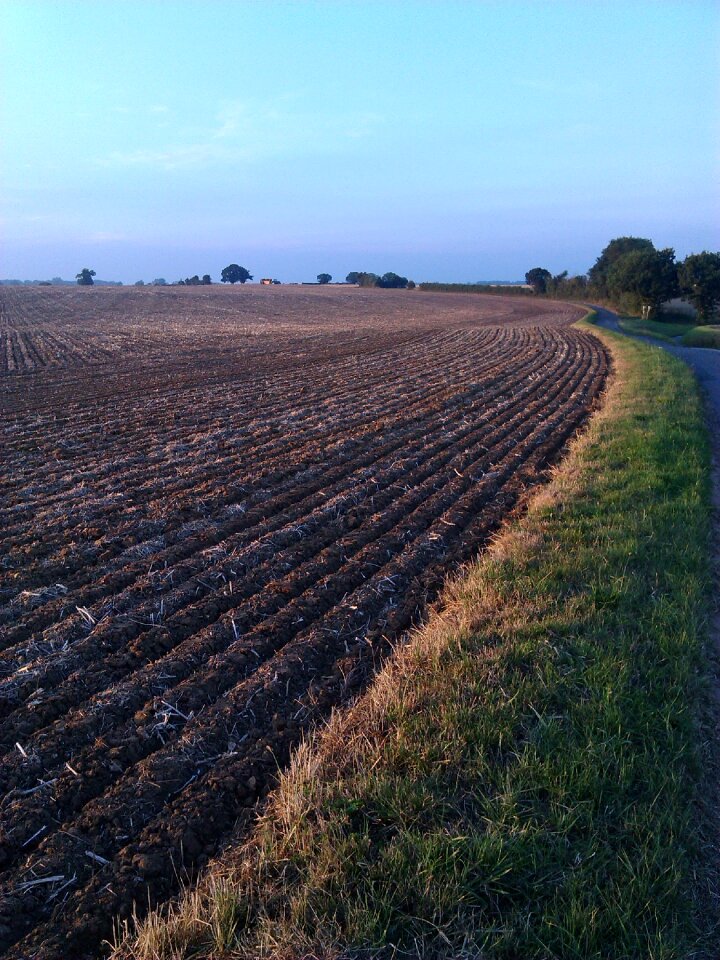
[113,320,716,960]
[618,315,720,350]
[618,315,695,341]
[681,326,720,350]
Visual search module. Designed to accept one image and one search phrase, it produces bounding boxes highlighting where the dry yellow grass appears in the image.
[112,319,717,960]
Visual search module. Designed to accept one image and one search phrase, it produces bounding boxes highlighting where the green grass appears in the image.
[681,326,720,349]
[618,315,720,350]
[114,320,717,960]
[618,315,695,341]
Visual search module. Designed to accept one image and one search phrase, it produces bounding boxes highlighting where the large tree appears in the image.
[525,267,551,294]
[346,271,379,287]
[221,264,253,284]
[588,237,654,296]
[76,268,96,286]
[678,252,720,322]
[607,247,678,319]
[317,273,332,284]
[376,272,408,289]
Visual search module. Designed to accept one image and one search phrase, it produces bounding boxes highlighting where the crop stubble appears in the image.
[0,286,607,958]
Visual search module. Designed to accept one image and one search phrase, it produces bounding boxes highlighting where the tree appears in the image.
[221,264,252,284]
[202,274,212,285]
[134,280,145,286]
[525,267,551,294]
[588,237,654,296]
[376,272,408,289]
[152,278,167,286]
[76,268,96,286]
[678,252,720,322]
[346,271,379,287]
[407,280,416,290]
[607,247,678,319]
[545,270,568,296]
[317,273,332,284]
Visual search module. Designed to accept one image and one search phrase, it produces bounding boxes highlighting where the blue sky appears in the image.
[2,0,719,282]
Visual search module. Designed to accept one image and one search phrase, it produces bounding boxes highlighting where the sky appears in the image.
[2,0,719,283]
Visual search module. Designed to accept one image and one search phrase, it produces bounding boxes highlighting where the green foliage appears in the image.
[76,267,96,286]
[201,274,212,285]
[588,237,655,297]
[220,264,253,284]
[681,325,720,349]
[607,247,678,319]
[317,273,332,284]
[549,273,588,298]
[346,271,378,287]
[406,280,416,290]
[678,252,720,322]
[525,267,551,294]
[376,272,408,289]
[344,271,408,288]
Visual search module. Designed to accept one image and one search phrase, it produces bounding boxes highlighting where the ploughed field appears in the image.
[0,285,608,958]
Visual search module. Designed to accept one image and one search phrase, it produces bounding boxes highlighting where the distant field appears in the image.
[664,297,698,319]
[0,286,607,958]
[1,284,568,393]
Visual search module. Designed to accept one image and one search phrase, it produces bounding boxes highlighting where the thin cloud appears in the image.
[103,97,383,170]
[106,142,248,170]
[89,231,129,242]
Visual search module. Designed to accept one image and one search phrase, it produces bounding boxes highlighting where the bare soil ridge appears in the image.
[0,287,604,958]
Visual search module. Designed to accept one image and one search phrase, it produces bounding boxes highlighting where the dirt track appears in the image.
[0,286,608,958]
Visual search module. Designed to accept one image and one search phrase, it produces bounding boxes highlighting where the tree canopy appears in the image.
[376,272,409,289]
[607,247,678,318]
[221,264,253,284]
[588,237,654,295]
[76,268,96,286]
[346,271,378,287]
[525,267,551,294]
[678,252,720,322]
[317,273,332,284]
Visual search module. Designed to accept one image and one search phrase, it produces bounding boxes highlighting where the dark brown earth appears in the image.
[0,285,608,959]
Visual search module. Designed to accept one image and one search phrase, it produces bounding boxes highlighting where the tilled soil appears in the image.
[0,286,608,959]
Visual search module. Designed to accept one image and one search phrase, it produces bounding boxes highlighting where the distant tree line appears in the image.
[419,282,532,296]
[346,272,415,289]
[525,239,720,322]
[176,274,212,286]
[18,264,421,291]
